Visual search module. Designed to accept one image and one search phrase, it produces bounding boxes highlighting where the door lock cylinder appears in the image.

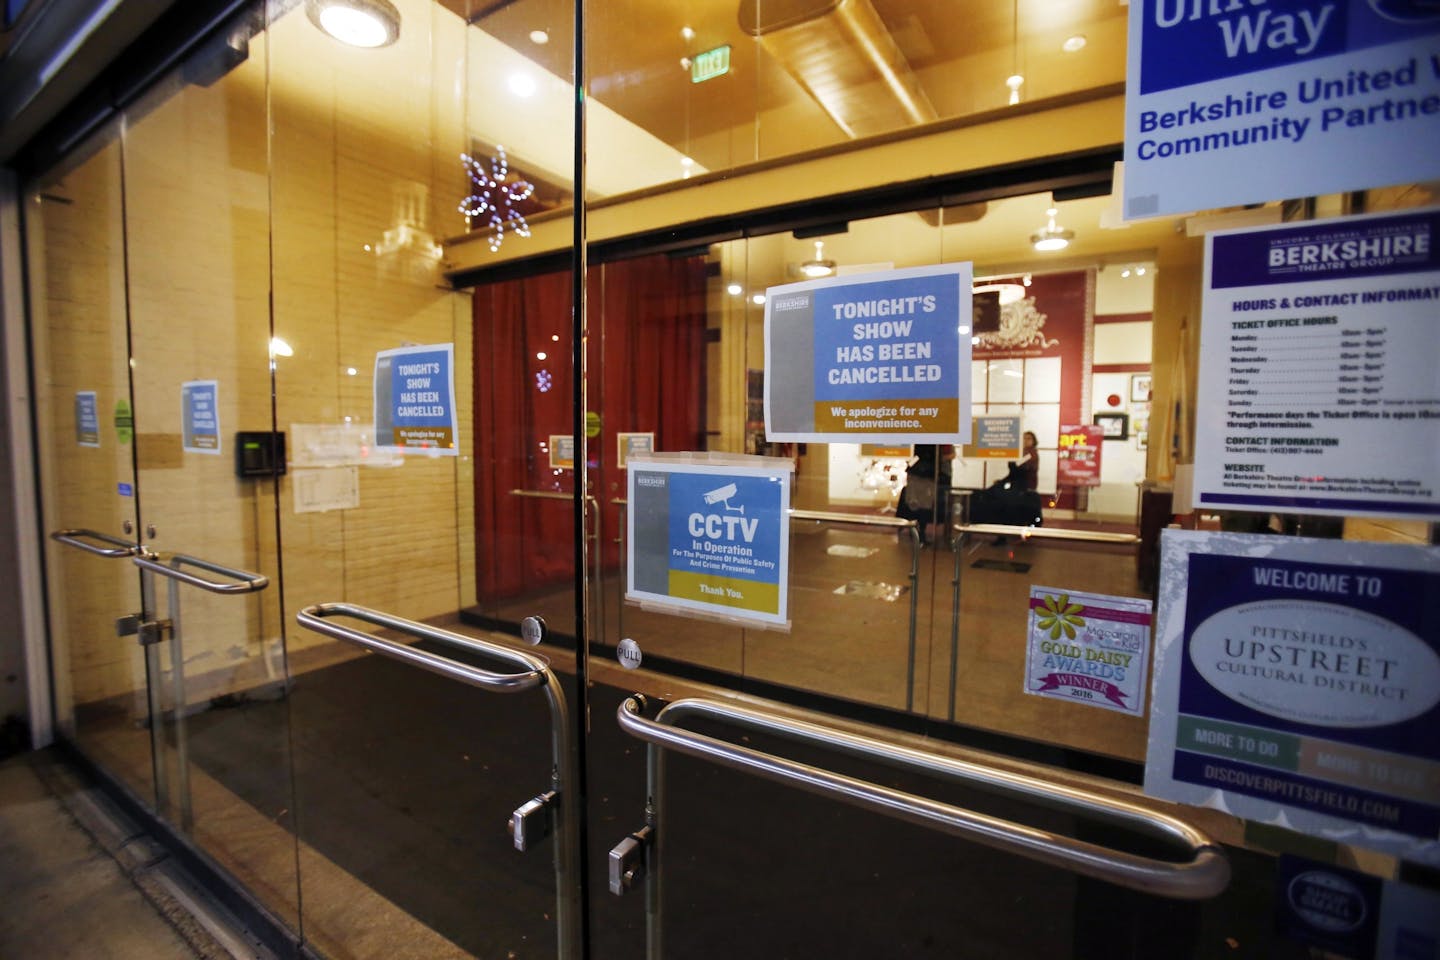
[508,790,557,852]
[608,825,652,896]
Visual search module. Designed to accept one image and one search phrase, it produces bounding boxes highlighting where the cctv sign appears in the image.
[626,456,793,629]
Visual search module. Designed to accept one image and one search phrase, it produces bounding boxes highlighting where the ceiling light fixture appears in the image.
[752,293,767,305]
[1031,207,1074,252]
[306,0,401,48]
[800,240,836,278]
[508,73,536,97]
[727,283,743,296]
[529,29,549,45]
[973,282,1026,305]
[1006,0,1023,105]
[1062,34,1087,53]
[681,25,695,41]
[269,337,294,358]
[1006,74,1024,106]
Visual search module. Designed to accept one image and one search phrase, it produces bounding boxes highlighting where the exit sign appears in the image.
[690,45,731,84]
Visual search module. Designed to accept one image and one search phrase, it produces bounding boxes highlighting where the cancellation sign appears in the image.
[182,380,221,454]
[764,263,971,444]
[374,343,458,455]
[1194,208,1440,519]
[75,391,100,448]
[626,458,791,628]
[1124,0,1440,219]
[1147,531,1440,857]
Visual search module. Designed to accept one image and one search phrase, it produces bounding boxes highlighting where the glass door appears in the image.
[268,2,587,957]
[26,135,155,806]
[118,18,302,930]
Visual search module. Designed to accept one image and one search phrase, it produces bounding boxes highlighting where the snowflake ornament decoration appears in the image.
[459,147,535,252]
[535,369,553,393]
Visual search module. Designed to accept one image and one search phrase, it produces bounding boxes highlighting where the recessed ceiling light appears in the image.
[751,293,766,305]
[681,26,695,41]
[727,283,743,296]
[1062,34,1087,53]
[529,29,549,45]
[306,0,400,48]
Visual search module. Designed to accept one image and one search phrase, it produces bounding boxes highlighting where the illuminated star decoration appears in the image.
[459,146,535,252]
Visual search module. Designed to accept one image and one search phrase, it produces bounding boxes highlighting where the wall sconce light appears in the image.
[307,0,401,48]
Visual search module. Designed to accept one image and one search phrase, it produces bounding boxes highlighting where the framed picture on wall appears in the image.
[1130,373,1152,403]
[1094,412,1129,440]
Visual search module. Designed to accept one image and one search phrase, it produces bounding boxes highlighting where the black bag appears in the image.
[903,476,936,511]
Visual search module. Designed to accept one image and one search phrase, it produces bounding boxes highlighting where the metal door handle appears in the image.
[132,553,268,594]
[617,695,1229,900]
[296,601,582,959]
[50,528,135,558]
[296,602,552,691]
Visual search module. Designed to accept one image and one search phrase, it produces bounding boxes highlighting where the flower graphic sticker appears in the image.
[1036,593,1086,640]
[459,146,535,253]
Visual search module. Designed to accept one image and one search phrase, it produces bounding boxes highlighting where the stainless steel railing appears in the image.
[296,602,581,960]
[611,694,1228,957]
[789,509,922,710]
[510,489,604,643]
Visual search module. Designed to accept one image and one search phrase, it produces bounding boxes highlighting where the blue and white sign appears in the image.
[181,380,220,455]
[75,391,99,448]
[1147,530,1440,863]
[626,455,792,629]
[1124,1,1440,219]
[764,263,971,444]
[374,343,458,455]
[1194,208,1440,519]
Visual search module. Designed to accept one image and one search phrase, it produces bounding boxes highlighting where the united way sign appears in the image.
[1124,0,1440,219]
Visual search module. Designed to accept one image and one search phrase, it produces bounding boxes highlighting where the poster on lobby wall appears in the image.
[1193,208,1440,520]
[373,343,459,455]
[1123,1,1440,219]
[75,391,100,448]
[1023,586,1152,716]
[763,263,970,444]
[181,380,221,455]
[625,455,792,630]
[1057,424,1104,486]
[1147,530,1440,863]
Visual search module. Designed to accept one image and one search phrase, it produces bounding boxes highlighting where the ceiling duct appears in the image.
[740,0,938,140]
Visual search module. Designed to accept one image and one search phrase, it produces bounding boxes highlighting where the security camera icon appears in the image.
[702,482,744,514]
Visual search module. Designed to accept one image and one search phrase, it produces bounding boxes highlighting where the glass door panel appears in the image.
[269,2,582,956]
[120,16,301,929]
[26,136,155,806]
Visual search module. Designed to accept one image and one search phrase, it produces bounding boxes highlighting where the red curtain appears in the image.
[473,254,707,600]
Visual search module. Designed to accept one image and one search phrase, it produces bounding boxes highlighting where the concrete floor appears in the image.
[0,749,267,960]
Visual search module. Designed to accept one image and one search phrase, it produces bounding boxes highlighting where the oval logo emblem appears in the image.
[1189,600,1440,727]
[1288,870,1367,933]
